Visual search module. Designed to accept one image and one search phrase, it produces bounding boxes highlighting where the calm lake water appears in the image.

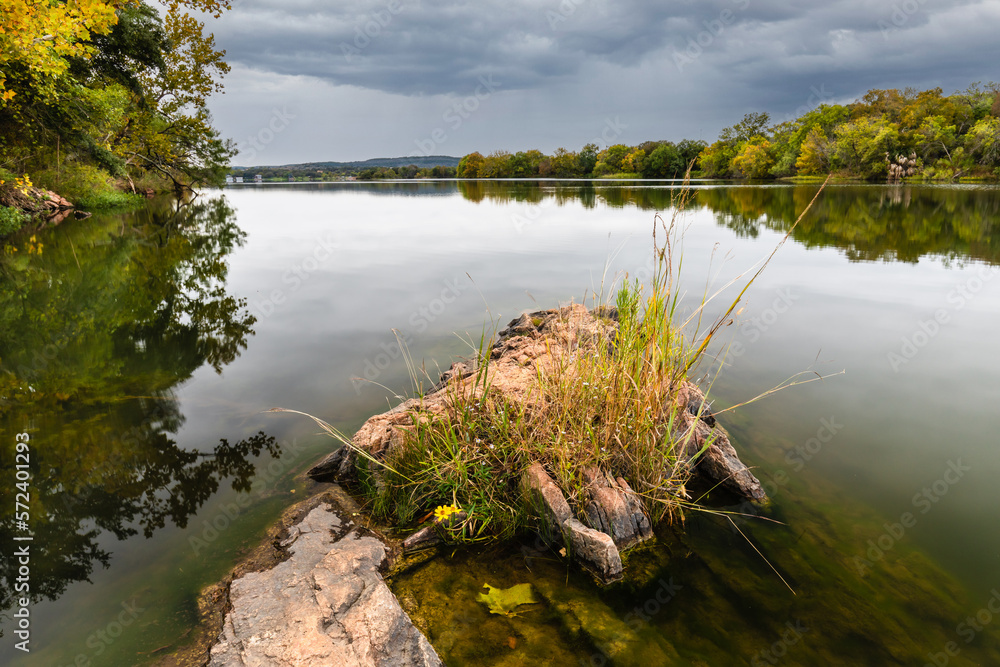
[2,180,999,665]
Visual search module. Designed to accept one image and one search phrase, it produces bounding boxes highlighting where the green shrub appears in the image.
[33,163,143,210]
[76,189,144,209]
[0,205,29,238]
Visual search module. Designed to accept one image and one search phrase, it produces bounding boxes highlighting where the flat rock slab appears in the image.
[209,504,441,667]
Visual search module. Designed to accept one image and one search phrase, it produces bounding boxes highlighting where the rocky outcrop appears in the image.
[308,398,427,482]
[522,461,573,531]
[209,500,441,667]
[0,183,78,222]
[309,305,765,582]
[521,461,624,580]
[521,462,634,581]
[564,518,622,582]
[673,382,766,501]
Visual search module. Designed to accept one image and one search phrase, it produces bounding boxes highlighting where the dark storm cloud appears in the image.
[207,0,1000,161]
[657,0,1000,119]
[215,0,998,99]
[216,0,773,94]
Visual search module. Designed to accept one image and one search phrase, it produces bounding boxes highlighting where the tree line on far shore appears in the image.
[227,164,458,182]
[457,140,707,180]
[454,83,1000,182]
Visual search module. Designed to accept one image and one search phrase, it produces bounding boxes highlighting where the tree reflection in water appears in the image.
[458,181,1000,265]
[0,196,277,625]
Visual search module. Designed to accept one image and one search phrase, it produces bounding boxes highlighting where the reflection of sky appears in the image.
[206,183,1000,593]
[6,183,1000,664]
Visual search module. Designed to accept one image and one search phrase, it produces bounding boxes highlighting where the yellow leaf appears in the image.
[476,583,540,617]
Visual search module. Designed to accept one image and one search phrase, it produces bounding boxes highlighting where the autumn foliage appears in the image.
[0,0,234,196]
[698,83,1000,181]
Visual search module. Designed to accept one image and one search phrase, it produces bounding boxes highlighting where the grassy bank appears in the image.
[0,164,152,239]
[0,170,31,237]
[31,164,146,210]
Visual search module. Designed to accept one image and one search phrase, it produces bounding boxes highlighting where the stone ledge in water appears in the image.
[522,461,629,582]
[208,501,441,667]
[308,305,765,582]
[0,183,86,227]
[563,518,623,582]
[581,467,654,550]
[673,382,766,502]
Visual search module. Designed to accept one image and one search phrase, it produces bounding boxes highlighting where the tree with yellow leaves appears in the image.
[0,0,120,102]
[113,7,235,191]
[1,0,235,193]
[730,138,775,179]
[0,0,232,103]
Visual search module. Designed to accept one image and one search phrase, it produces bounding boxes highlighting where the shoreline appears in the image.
[168,302,767,664]
[223,174,1000,185]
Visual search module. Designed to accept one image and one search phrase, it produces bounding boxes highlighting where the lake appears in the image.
[2,180,999,665]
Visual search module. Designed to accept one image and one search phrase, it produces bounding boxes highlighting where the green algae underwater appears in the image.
[390,445,1000,666]
[385,182,1000,666]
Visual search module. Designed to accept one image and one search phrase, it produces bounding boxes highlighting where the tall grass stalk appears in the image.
[277,173,833,548]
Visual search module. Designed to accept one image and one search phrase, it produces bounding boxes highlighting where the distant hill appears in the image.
[231,155,460,170]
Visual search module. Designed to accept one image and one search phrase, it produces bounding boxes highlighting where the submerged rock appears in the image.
[523,461,625,581]
[209,500,441,667]
[522,461,573,532]
[309,305,765,582]
[564,518,623,582]
[532,576,682,666]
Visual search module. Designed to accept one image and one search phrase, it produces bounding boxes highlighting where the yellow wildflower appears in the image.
[433,504,462,523]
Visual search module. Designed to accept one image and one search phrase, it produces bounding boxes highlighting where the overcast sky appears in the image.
[202,0,1000,165]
